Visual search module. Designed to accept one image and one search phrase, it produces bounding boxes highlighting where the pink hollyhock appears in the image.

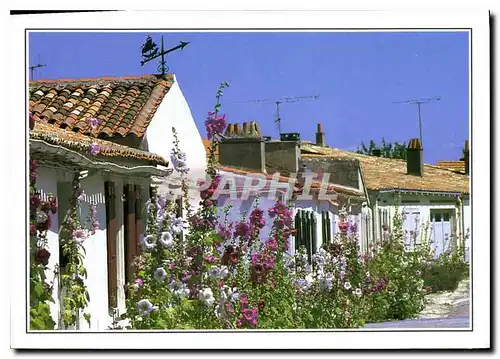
[205,112,227,139]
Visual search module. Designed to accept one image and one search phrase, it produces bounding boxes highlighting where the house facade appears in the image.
[202,121,368,259]
[29,74,203,329]
[301,133,470,260]
[30,74,206,212]
[30,121,169,330]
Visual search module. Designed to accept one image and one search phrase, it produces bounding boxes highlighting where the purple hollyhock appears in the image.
[242,308,258,325]
[205,112,227,139]
[89,142,100,156]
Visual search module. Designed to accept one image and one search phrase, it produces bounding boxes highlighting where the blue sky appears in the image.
[29,31,469,164]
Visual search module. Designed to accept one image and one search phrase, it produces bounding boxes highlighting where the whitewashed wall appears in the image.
[33,166,151,331]
[77,174,111,331]
[146,75,206,212]
[34,166,61,327]
[371,192,465,251]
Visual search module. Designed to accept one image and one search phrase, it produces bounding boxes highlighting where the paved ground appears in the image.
[364,315,469,329]
[364,280,470,329]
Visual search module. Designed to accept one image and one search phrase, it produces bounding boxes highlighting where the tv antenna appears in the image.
[29,54,46,81]
[393,96,441,147]
[233,95,320,135]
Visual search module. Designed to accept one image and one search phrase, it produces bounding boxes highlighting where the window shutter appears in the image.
[124,185,136,285]
[104,181,118,309]
[134,185,142,258]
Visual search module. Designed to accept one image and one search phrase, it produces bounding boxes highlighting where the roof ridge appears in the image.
[29,74,174,86]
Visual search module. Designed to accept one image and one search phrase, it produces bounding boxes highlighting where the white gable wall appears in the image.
[146,75,206,211]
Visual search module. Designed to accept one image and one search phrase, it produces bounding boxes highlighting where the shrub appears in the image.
[422,251,469,293]
[364,208,428,322]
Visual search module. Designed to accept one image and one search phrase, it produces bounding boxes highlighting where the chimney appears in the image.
[219,122,266,172]
[372,148,381,157]
[464,140,469,175]
[265,135,300,174]
[315,123,325,147]
[406,138,423,176]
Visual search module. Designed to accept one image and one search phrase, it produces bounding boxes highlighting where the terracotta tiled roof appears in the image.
[301,143,469,194]
[30,121,169,166]
[435,160,466,174]
[29,74,173,139]
[219,165,364,198]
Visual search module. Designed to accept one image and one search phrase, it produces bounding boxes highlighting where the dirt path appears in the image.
[419,279,470,319]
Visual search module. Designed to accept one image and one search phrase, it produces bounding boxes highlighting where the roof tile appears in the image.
[29,74,173,140]
[301,143,469,194]
[30,121,168,166]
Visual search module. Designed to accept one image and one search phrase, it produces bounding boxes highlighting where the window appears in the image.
[294,209,317,263]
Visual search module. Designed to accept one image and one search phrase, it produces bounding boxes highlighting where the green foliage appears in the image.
[357,138,407,159]
[58,172,92,329]
[364,207,428,322]
[29,160,57,330]
[422,252,469,293]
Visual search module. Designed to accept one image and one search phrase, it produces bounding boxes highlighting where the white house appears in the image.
[29,73,203,330]
[301,136,470,260]
[201,121,368,260]
[29,121,170,330]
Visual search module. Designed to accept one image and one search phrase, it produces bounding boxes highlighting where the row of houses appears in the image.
[204,122,470,260]
[29,74,470,330]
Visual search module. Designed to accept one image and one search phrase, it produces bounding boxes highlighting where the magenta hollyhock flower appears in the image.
[338,221,349,233]
[234,221,251,239]
[249,208,265,229]
[251,252,259,265]
[181,272,192,282]
[205,112,227,139]
[240,294,248,308]
[169,263,175,270]
[135,278,144,288]
[30,224,36,236]
[242,308,258,325]
[89,142,100,156]
[263,256,275,270]
[30,194,41,210]
[265,238,278,251]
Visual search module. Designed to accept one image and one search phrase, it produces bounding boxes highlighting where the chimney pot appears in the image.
[406,138,423,176]
[315,123,325,147]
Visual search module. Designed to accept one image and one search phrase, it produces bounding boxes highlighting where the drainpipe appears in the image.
[457,195,464,257]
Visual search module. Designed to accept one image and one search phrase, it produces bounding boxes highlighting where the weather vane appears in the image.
[140,35,189,77]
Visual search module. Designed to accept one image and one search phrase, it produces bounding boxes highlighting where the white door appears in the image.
[430,210,454,258]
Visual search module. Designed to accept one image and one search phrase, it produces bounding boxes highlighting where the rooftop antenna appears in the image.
[393,96,441,147]
[233,95,320,136]
[140,35,189,77]
[29,54,46,81]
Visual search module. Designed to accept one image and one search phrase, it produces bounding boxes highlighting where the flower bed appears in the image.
[110,82,450,330]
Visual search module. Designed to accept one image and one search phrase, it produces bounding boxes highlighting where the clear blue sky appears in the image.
[29,31,469,164]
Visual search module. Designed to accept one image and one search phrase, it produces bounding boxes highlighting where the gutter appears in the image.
[376,188,462,197]
[30,139,172,177]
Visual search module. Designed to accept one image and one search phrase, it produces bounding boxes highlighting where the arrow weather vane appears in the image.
[140,35,189,77]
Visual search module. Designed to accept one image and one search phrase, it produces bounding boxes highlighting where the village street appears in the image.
[365,280,470,329]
